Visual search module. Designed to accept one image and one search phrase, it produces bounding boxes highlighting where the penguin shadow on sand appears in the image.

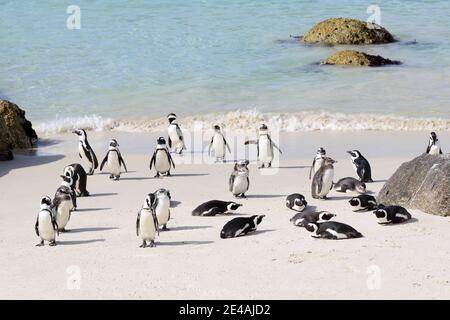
[58,239,105,246]
[170,173,209,178]
[168,225,212,232]
[74,208,112,212]
[89,192,118,197]
[240,229,277,237]
[246,194,285,199]
[68,227,119,233]
[157,240,214,246]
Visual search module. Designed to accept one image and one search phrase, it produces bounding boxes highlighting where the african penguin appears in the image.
[153,188,171,230]
[311,157,336,200]
[149,137,176,178]
[285,193,308,212]
[220,215,265,239]
[347,150,373,183]
[290,210,336,227]
[304,221,363,240]
[208,124,231,163]
[334,177,366,194]
[426,132,442,155]
[100,139,128,180]
[35,196,59,246]
[309,147,326,179]
[192,200,242,216]
[349,195,377,212]
[136,193,159,248]
[245,124,282,168]
[373,205,412,224]
[72,129,98,175]
[63,163,89,197]
[167,113,186,154]
[52,175,75,232]
[229,159,250,198]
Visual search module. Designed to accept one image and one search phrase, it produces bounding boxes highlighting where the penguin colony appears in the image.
[35,118,443,246]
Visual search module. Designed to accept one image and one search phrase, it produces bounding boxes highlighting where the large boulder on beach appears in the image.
[322,50,401,67]
[0,116,13,161]
[378,153,450,217]
[0,100,37,149]
[302,18,395,45]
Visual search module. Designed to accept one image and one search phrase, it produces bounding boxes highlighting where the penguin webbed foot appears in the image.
[162,225,169,231]
[150,241,156,247]
[36,241,44,247]
[140,241,147,248]
[49,241,57,246]
[60,228,70,233]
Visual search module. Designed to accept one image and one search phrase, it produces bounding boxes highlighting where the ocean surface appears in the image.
[1,0,450,133]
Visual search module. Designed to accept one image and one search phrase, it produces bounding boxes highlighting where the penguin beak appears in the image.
[60,175,66,179]
[346,151,352,154]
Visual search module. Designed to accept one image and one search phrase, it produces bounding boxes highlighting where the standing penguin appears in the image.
[347,150,373,183]
[229,159,250,198]
[149,137,176,178]
[35,196,59,246]
[167,113,186,154]
[53,175,75,232]
[426,132,442,155]
[136,193,159,248]
[153,188,171,230]
[100,139,128,180]
[208,125,231,163]
[245,124,282,168]
[63,163,89,197]
[311,157,336,200]
[309,147,326,179]
[72,129,98,175]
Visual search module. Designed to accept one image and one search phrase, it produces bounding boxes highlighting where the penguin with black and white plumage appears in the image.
[136,193,159,248]
[52,175,76,232]
[153,188,171,230]
[290,210,336,227]
[285,193,308,212]
[220,215,265,239]
[192,200,242,216]
[35,196,59,246]
[426,132,442,155]
[309,147,326,180]
[373,204,412,224]
[334,177,366,194]
[304,221,363,240]
[149,137,176,178]
[72,129,98,175]
[311,157,336,200]
[229,159,250,198]
[63,163,89,197]
[167,113,186,154]
[347,150,373,183]
[100,139,128,181]
[349,195,377,212]
[245,124,282,168]
[208,124,231,163]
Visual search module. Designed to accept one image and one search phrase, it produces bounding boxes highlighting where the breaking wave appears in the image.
[35,110,450,135]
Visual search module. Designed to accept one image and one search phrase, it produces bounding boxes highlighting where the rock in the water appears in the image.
[0,100,37,149]
[322,50,401,67]
[378,153,450,216]
[0,116,14,160]
[303,18,395,45]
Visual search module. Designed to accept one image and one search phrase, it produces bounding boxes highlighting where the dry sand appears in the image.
[0,131,449,299]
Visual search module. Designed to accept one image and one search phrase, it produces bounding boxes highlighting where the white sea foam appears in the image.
[35,110,450,135]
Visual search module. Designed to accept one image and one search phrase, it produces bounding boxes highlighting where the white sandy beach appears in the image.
[0,131,449,299]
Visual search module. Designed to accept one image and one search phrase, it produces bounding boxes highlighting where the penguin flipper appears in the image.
[149,152,156,170]
[223,136,231,153]
[35,217,39,237]
[91,150,98,169]
[168,136,172,149]
[119,153,128,172]
[229,173,236,192]
[426,145,431,154]
[167,150,176,169]
[136,211,141,236]
[100,154,108,171]
[309,158,316,179]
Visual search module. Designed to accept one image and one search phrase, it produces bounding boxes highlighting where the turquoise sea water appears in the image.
[1,0,450,132]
